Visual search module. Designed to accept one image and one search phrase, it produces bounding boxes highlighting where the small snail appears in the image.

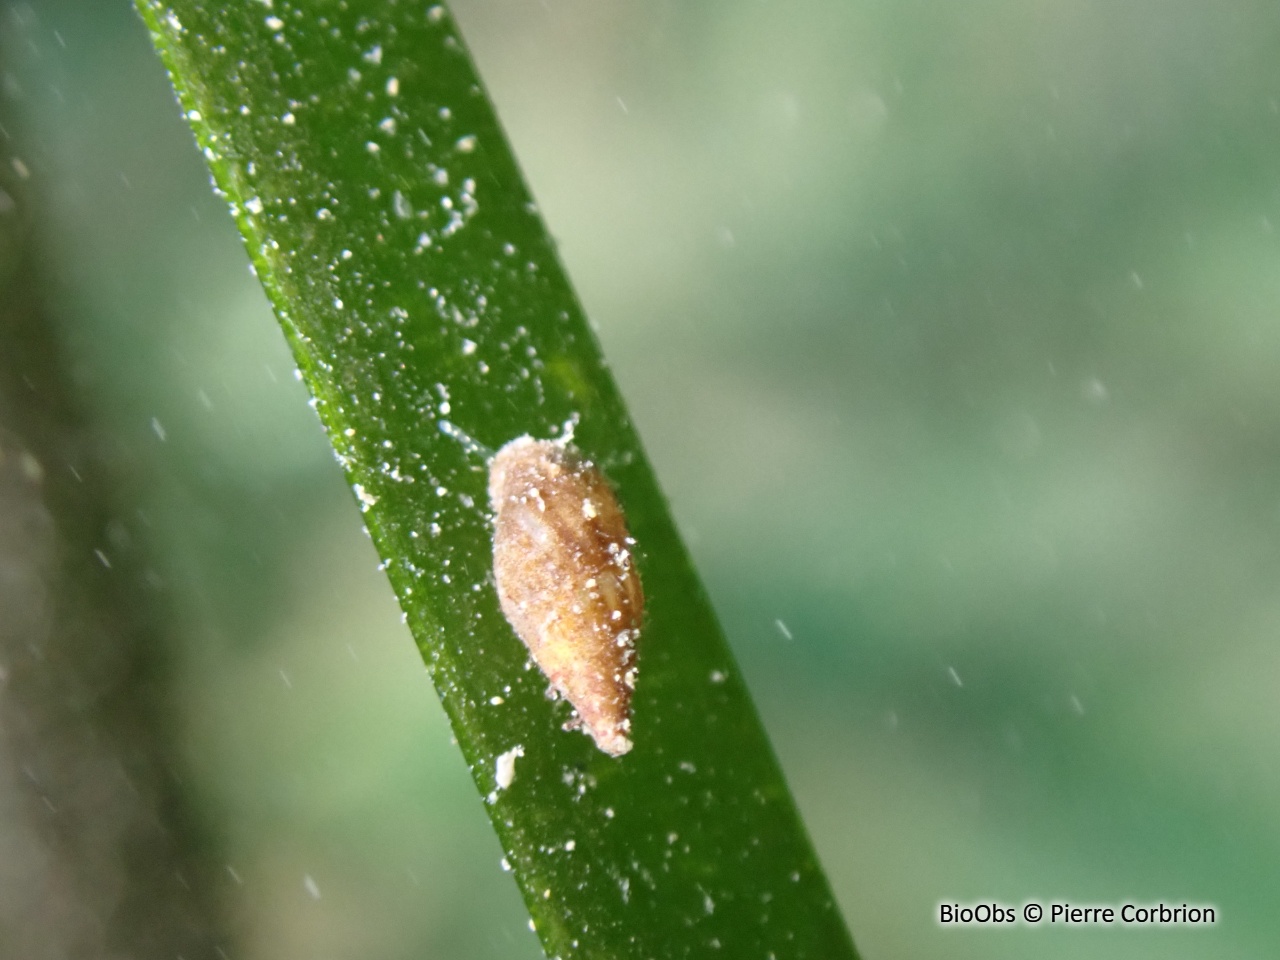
[489,436,642,757]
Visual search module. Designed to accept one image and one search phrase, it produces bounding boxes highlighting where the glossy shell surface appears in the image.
[488,437,642,756]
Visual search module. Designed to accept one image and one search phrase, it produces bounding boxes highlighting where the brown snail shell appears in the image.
[488,436,642,757]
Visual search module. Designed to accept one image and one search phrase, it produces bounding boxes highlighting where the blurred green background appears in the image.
[4,0,1280,957]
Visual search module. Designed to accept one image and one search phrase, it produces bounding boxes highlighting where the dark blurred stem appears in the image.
[0,56,229,960]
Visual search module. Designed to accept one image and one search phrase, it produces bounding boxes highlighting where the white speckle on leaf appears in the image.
[774,619,793,641]
[494,744,524,791]
[303,874,321,899]
[455,134,478,153]
[353,483,378,509]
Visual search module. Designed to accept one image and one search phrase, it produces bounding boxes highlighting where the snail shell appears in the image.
[488,436,642,757]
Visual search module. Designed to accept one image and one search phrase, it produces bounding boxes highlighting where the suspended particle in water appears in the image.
[489,436,642,756]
